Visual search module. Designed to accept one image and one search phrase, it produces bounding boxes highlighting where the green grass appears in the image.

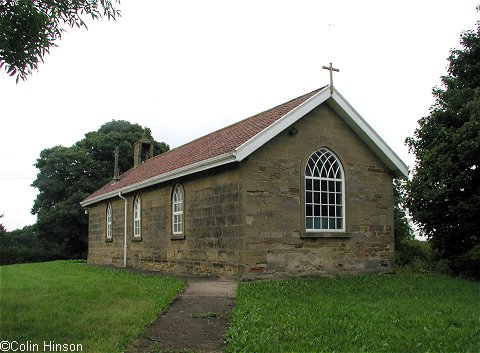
[226,273,479,353]
[0,261,185,352]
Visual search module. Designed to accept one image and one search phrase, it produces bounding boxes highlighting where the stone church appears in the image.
[81,85,408,279]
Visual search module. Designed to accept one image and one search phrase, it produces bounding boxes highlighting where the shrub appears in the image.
[395,238,431,271]
[451,245,480,280]
[0,225,67,265]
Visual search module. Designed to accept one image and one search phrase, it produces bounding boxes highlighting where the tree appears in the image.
[0,213,6,233]
[393,179,413,249]
[0,224,67,265]
[31,120,169,258]
[405,15,480,275]
[0,0,120,82]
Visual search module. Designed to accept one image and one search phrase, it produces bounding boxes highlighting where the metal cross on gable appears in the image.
[322,62,339,94]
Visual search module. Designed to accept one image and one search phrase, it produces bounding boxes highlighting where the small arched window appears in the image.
[133,195,141,237]
[106,203,113,239]
[172,184,184,235]
[305,148,345,231]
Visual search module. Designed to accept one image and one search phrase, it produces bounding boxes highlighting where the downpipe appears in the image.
[118,192,128,267]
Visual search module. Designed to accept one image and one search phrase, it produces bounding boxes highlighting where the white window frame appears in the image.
[133,195,141,237]
[106,203,113,239]
[305,148,345,232]
[172,184,184,235]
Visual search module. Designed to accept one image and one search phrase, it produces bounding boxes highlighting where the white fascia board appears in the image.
[234,87,331,161]
[233,85,407,178]
[80,152,236,207]
[330,89,409,177]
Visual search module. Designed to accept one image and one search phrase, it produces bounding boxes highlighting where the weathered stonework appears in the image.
[237,104,394,278]
[87,104,395,279]
[87,166,243,277]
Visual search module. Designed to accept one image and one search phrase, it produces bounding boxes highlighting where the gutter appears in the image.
[80,152,236,207]
[118,192,128,267]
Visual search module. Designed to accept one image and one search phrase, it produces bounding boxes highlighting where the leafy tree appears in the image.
[31,120,169,258]
[0,224,67,265]
[405,16,480,275]
[393,180,430,270]
[0,0,120,82]
[76,120,168,180]
[393,179,413,249]
[0,213,6,233]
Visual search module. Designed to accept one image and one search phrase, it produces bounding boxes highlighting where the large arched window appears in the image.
[305,148,345,231]
[106,203,113,239]
[172,184,184,235]
[133,195,141,237]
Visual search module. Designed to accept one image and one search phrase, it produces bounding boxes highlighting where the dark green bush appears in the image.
[450,245,480,280]
[396,239,479,280]
[0,225,67,265]
[395,239,431,272]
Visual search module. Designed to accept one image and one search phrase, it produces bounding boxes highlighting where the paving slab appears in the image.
[125,279,237,353]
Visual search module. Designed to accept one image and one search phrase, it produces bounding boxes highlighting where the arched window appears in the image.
[106,203,113,239]
[305,148,345,231]
[172,184,184,235]
[133,195,141,237]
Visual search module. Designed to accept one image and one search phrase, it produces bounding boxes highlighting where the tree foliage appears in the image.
[405,16,480,274]
[0,213,6,233]
[0,0,120,82]
[0,224,67,265]
[393,179,413,248]
[393,180,430,271]
[31,120,169,258]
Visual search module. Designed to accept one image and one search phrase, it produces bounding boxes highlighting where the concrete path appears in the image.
[125,278,237,353]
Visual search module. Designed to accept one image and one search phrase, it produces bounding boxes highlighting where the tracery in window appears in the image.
[305,148,345,231]
[133,195,141,237]
[106,203,112,239]
[172,184,184,235]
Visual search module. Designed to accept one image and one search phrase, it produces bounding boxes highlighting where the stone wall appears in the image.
[87,103,395,279]
[87,165,242,277]
[238,104,394,278]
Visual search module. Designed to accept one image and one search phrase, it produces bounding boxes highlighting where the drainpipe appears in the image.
[118,192,128,267]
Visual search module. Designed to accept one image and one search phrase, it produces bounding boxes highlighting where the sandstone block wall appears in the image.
[239,104,394,278]
[87,104,395,279]
[87,166,242,277]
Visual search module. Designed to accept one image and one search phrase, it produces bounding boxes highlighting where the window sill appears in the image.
[170,233,185,240]
[131,236,142,242]
[301,232,351,239]
[105,238,113,243]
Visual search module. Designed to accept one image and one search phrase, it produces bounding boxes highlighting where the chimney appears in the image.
[113,146,120,181]
[134,134,153,167]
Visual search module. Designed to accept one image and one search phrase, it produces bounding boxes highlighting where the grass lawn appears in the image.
[0,261,185,352]
[226,273,479,353]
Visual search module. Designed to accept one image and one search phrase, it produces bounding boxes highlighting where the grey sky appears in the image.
[0,0,478,230]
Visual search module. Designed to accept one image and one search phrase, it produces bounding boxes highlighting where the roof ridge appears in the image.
[126,87,323,172]
[82,87,327,204]
[175,87,323,148]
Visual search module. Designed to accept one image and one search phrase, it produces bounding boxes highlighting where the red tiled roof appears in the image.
[83,88,321,203]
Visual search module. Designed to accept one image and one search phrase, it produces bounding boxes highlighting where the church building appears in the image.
[81,84,408,279]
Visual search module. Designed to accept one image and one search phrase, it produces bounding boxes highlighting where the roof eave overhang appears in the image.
[329,88,409,178]
[82,85,408,207]
[235,86,331,161]
[235,85,408,178]
[80,152,236,207]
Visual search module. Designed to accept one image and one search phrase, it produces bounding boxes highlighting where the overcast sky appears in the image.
[0,0,478,231]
